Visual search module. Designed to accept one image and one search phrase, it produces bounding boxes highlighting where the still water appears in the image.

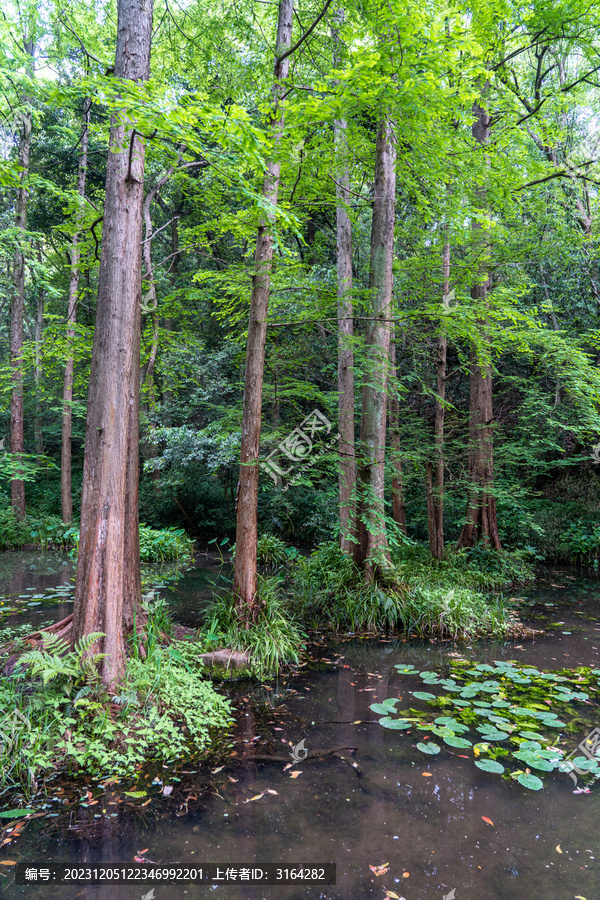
[0,557,599,899]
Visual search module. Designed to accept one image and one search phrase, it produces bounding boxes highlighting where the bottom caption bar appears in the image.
[16,864,336,885]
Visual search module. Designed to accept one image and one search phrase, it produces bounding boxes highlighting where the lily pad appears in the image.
[412,691,437,701]
[370,703,393,716]
[417,742,441,755]
[475,759,505,774]
[516,773,543,790]
[379,717,413,730]
[443,735,472,749]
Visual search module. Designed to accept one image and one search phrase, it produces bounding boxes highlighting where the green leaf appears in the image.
[475,759,505,774]
[412,691,437,701]
[417,742,441,755]
[378,717,412,730]
[516,773,544,790]
[123,790,147,798]
[0,809,36,819]
[444,735,472,749]
[370,703,393,716]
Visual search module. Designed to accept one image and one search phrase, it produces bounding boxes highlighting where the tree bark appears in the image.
[457,89,500,550]
[388,320,406,533]
[34,248,44,458]
[426,237,449,559]
[333,8,355,554]
[10,39,34,521]
[353,114,396,581]
[72,0,153,687]
[62,101,90,524]
[232,0,294,619]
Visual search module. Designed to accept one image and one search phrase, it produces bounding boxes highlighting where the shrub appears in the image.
[0,607,232,796]
[0,506,31,549]
[256,533,288,568]
[138,525,195,562]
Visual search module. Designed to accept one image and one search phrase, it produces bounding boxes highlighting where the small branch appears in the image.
[277,0,335,65]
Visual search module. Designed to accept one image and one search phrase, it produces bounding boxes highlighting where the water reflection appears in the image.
[2,562,600,899]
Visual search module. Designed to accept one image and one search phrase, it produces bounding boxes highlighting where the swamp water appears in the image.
[0,556,599,900]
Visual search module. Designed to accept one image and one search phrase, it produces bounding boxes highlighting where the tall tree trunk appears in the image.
[34,248,44,457]
[10,39,34,521]
[457,89,500,550]
[333,8,355,554]
[426,238,449,558]
[353,114,397,582]
[232,0,294,619]
[72,0,153,687]
[62,101,90,524]
[388,321,406,533]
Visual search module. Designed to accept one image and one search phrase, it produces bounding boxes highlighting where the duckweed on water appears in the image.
[371,661,600,790]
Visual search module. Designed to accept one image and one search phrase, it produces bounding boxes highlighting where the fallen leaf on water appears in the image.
[384,891,402,899]
[403,872,410,878]
[0,861,16,866]
[162,786,173,796]
[246,793,265,803]
[290,771,302,779]
[353,720,362,724]
[266,790,278,795]
[556,845,562,854]
[369,863,389,876]
[283,763,293,771]
[212,767,224,774]
[481,817,494,827]
[422,772,433,777]
[228,777,238,783]
[138,849,149,854]
[575,895,587,899]
[124,791,147,798]
[141,799,152,807]
[0,810,35,819]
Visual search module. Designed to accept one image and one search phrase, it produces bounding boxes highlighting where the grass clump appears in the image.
[289,541,527,640]
[0,604,232,797]
[139,525,195,562]
[197,575,306,676]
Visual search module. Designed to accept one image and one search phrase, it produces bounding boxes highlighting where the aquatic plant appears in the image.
[372,660,600,789]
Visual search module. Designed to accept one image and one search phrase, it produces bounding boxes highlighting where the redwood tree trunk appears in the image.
[426,238,449,559]
[457,90,500,550]
[10,40,34,521]
[333,9,355,554]
[232,0,293,619]
[62,101,90,523]
[354,114,396,581]
[72,0,153,687]
[388,321,406,533]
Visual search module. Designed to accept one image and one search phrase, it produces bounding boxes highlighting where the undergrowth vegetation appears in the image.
[0,601,232,797]
[197,574,306,675]
[197,538,534,672]
[0,500,194,563]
